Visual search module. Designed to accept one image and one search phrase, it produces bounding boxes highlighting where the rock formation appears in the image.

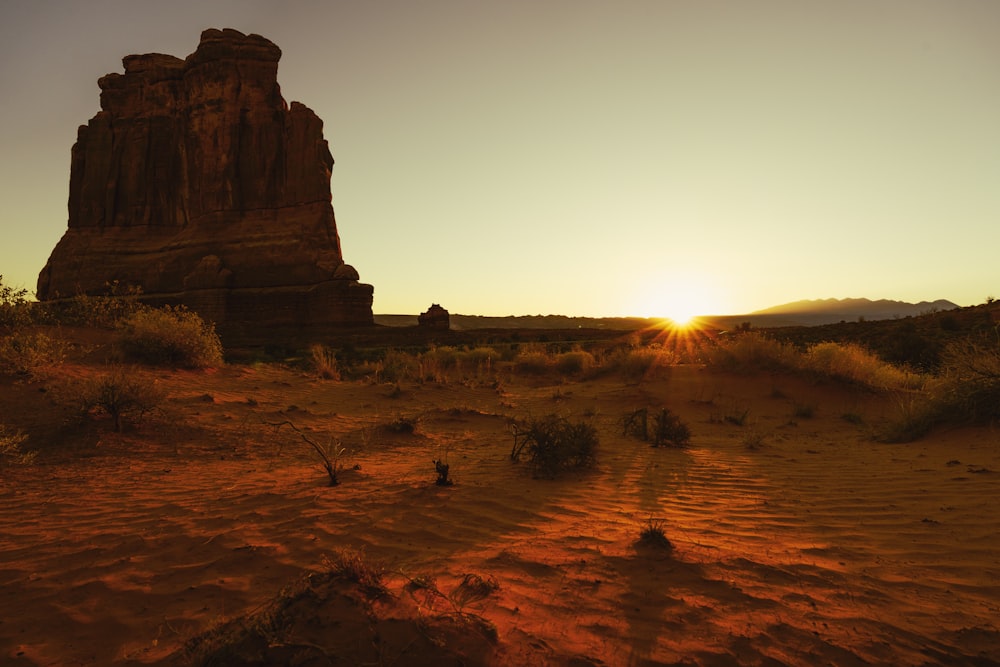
[37,28,373,341]
[418,304,450,329]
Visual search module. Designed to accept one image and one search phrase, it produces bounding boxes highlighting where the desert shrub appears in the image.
[608,347,672,382]
[706,331,798,372]
[637,519,672,550]
[886,334,1000,442]
[118,305,223,368]
[57,281,146,327]
[0,425,35,465]
[651,408,691,447]
[554,349,596,377]
[322,548,387,598]
[934,335,1000,423]
[623,407,691,447]
[803,342,921,391]
[371,348,419,383]
[309,344,341,380]
[792,402,816,419]
[509,414,598,477]
[513,343,552,375]
[0,330,67,376]
[0,276,35,328]
[81,366,167,432]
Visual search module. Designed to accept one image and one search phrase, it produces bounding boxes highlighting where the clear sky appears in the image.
[2,1,998,319]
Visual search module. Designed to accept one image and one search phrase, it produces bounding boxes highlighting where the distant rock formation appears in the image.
[37,28,373,341]
[418,304,450,329]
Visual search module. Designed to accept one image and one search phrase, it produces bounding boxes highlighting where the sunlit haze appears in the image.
[2,1,998,317]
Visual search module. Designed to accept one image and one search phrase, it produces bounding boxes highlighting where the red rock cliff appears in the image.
[38,28,374,340]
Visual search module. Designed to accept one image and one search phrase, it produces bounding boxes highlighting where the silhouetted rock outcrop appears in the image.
[38,28,373,342]
[418,304,450,329]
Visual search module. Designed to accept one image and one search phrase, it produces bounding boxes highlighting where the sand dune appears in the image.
[2,362,999,665]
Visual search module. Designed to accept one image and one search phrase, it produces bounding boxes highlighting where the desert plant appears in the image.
[791,402,816,419]
[268,418,346,486]
[637,519,672,550]
[433,458,454,486]
[322,548,386,598]
[651,408,691,447]
[803,341,921,391]
[403,571,500,640]
[0,425,36,465]
[118,305,223,368]
[309,343,341,380]
[622,407,649,440]
[706,331,798,372]
[742,428,766,450]
[513,343,552,375]
[554,349,595,376]
[58,281,146,327]
[0,330,67,376]
[81,366,166,432]
[509,414,598,477]
[0,276,35,328]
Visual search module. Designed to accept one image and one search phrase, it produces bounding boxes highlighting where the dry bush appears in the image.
[554,349,596,377]
[322,548,387,599]
[57,281,146,327]
[513,343,552,375]
[509,414,598,477]
[0,276,35,328]
[883,334,1000,441]
[803,342,921,391]
[605,347,674,382]
[637,519,672,550]
[118,305,223,368]
[623,407,691,447]
[0,425,35,465]
[0,330,67,377]
[309,344,341,380]
[81,366,167,432]
[705,331,799,372]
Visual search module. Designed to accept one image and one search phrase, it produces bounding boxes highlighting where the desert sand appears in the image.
[2,333,999,666]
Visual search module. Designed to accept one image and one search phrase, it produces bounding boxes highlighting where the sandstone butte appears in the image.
[37,28,374,343]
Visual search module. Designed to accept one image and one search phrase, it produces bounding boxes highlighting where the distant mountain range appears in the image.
[733,298,960,327]
[375,298,961,330]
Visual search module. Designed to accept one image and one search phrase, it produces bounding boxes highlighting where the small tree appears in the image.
[82,366,166,432]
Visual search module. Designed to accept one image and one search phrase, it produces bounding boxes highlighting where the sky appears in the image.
[1,0,999,319]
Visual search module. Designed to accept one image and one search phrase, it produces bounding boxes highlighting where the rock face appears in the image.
[38,28,373,341]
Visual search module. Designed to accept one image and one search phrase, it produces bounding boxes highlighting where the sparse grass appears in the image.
[321,548,387,599]
[309,344,341,380]
[509,414,598,478]
[637,519,672,550]
[119,305,223,368]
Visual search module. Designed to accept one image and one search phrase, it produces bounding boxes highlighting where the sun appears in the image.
[633,272,726,326]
